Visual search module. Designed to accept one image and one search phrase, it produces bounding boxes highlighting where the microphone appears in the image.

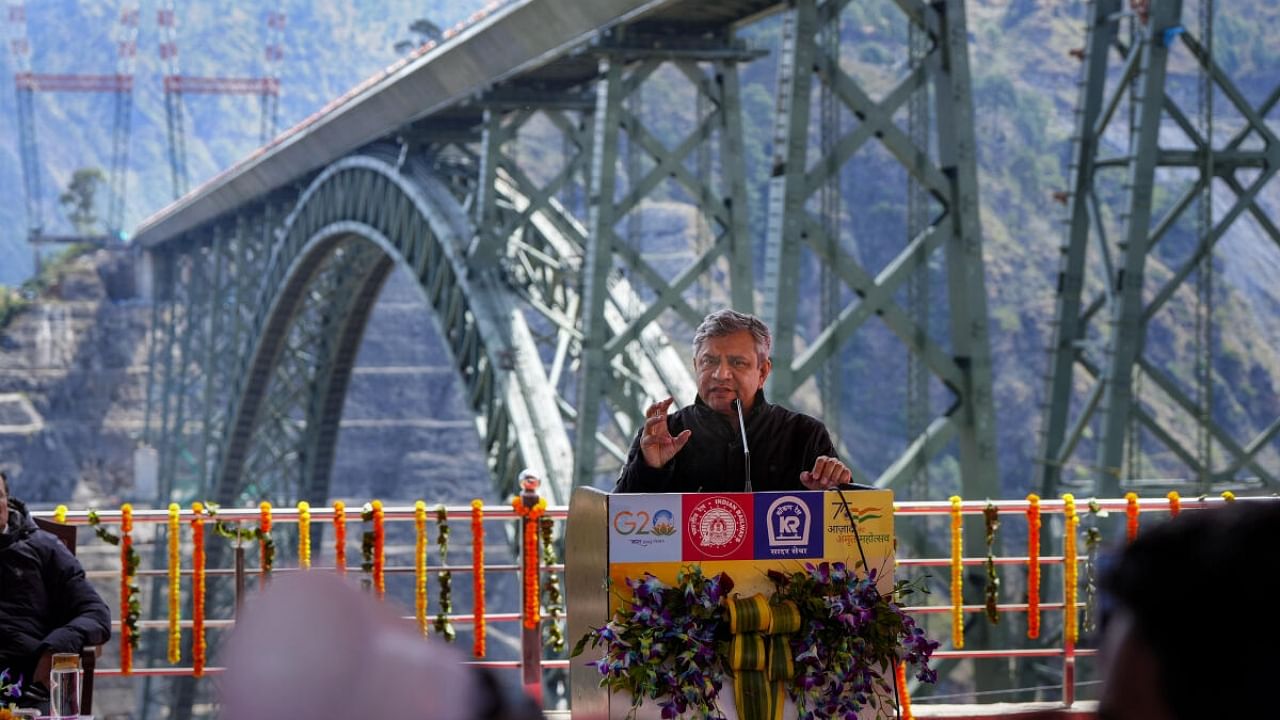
[733,397,752,492]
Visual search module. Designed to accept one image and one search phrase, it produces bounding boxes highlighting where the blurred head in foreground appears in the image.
[1097,500,1280,720]
[219,572,482,720]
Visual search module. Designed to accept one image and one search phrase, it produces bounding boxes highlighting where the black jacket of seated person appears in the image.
[614,390,838,493]
[0,497,112,695]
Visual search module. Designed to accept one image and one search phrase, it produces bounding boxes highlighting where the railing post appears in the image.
[519,471,545,705]
[1063,636,1076,707]
[234,544,246,616]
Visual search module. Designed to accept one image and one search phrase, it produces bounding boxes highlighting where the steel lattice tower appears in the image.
[1039,0,1280,497]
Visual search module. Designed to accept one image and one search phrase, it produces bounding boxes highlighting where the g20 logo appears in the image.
[613,509,677,536]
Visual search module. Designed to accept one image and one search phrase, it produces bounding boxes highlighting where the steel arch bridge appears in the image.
[135,0,1005,510]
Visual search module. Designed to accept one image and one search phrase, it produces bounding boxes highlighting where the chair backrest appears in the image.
[33,515,77,554]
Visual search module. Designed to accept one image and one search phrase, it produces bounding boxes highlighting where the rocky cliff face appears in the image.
[0,252,493,508]
[0,250,149,505]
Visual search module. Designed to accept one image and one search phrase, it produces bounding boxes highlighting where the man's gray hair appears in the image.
[692,309,772,364]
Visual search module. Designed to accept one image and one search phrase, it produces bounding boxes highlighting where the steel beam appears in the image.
[762,0,999,497]
[572,33,758,488]
[1040,0,1280,495]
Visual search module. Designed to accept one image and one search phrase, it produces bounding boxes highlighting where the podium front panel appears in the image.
[607,490,894,605]
[566,487,894,719]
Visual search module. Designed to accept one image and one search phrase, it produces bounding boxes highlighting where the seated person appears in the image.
[0,470,111,707]
[614,309,854,493]
[1097,500,1280,719]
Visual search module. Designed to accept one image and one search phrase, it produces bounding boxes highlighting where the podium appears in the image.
[566,486,895,720]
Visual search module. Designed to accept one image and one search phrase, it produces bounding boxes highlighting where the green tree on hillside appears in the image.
[58,167,105,236]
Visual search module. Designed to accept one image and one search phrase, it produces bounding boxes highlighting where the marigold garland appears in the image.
[191,502,207,677]
[1167,490,1181,517]
[167,503,181,664]
[120,504,137,673]
[434,505,456,641]
[87,506,140,673]
[1062,493,1079,646]
[1025,494,1041,639]
[471,499,486,657]
[414,501,429,636]
[948,495,964,649]
[540,516,565,654]
[54,504,68,524]
[1125,492,1140,543]
[895,660,914,720]
[514,496,547,631]
[259,501,274,589]
[982,501,1000,625]
[1221,490,1236,502]
[371,500,386,598]
[333,501,347,574]
[297,501,312,569]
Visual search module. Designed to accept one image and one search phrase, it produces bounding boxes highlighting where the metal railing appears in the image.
[32,493,1269,709]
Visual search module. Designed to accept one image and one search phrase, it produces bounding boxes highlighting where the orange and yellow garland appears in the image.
[1167,490,1181,517]
[333,500,347,574]
[1124,492,1140,544]
[54,504,67,524]
[167,503,181,664]
[259,502,273,589]
[471,499,486,657]
[414,501,428,636]
[948,495,963,649]
[371,500,386,598]
[513,495,547,630]
[1221,490,1236,502]
[895,661,913,720]
[297,501,311,569]
[1062,493,1079,646]
[120,503,134,674]
[1025,494,1041,639]
[191,502,207,676]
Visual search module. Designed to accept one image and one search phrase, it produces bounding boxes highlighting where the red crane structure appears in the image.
[7,2,139,244]
[157,1,284,199]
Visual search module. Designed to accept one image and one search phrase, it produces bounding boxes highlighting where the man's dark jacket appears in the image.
[614,391,836,493]
[0,498,111,683]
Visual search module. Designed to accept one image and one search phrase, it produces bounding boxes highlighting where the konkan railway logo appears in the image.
[754,492,824,559]
[684,494,752,561]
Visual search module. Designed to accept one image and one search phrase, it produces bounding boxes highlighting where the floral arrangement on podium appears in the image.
[0,668,23,719]
[574,562,938,720]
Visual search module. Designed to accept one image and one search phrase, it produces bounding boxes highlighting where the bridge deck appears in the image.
[133,0,779,249]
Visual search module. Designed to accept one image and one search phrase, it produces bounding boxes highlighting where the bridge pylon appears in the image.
[568,28,763,489]
[761,0,1000,501]
[1038,0,1280,498]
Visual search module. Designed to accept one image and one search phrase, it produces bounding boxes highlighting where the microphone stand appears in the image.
[733,398,751,492]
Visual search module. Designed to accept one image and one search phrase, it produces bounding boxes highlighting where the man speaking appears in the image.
[614,309,853,493]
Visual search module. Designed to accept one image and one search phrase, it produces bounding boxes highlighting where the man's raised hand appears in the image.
[640,397,692,469]
[800,455,852,490]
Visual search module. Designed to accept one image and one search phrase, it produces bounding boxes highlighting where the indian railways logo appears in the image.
[687,496,748,558]
[766,495,811,546]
